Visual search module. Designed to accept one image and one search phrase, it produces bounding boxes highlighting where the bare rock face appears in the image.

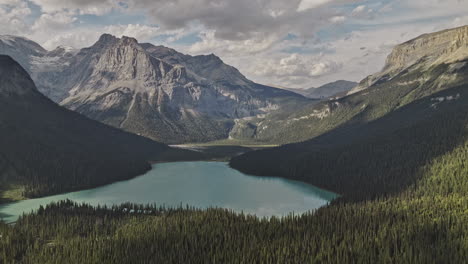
[350,25,468,94]
[0,34,304,144]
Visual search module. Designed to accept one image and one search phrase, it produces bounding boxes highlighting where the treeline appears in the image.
[1,149,467,264]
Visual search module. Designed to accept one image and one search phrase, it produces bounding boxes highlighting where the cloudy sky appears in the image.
[1,0,467,88]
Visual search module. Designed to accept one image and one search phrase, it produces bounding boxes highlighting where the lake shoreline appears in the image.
[0,161,338,223]
[0,145,280,206]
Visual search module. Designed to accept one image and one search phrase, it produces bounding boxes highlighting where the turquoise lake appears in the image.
[0,162,337,223]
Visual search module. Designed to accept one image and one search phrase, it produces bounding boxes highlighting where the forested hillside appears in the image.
[0,55,201,202]
[231,85,467,201]
[1,134,466,263]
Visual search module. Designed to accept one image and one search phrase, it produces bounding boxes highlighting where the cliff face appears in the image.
[385,26,468,70]
[350,25,468,94]
[0,34,305,144]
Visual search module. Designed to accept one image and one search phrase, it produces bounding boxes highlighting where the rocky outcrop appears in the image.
[349,25,468,94]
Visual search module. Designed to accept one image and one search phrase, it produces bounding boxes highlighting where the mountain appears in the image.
[0,35,46,73]
[230,25,468,196]
[229,26,468,144]
[0,35,78,101]
[285,80,357,99]
[0,34,306,144]
[306,80,357,99]
[0,55,198,201]
[349,25,468,94]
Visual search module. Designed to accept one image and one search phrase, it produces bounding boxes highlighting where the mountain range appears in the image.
[283,80,357,99]
[0,34,305,144]
[1,25,467,200]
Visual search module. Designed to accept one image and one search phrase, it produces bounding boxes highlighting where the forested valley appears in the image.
[1,85,467,263]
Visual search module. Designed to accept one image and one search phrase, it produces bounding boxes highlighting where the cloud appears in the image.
[449,16,468,28]
[128,0,344,42]
[329,16,346,23]
[37,24,163,50]
[32,11,77,31]
[1,0,467,89]
[188,30,279,55]
[351,5,374,19]
[251,53,342,81]
[30,0,119,15]
[297,0,332,12]
[0,0,31,35]
[352,5,366,14]
[0,0,23,4]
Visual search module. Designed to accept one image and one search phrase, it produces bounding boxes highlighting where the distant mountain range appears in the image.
[0,34,306,144]
[1,26,466,148]
[283,80,357,99]
[0,55,198,201]
[230,25,468,144]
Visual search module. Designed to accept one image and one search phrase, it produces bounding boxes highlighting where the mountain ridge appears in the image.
[350,25,468,94]
[0,34,306,144]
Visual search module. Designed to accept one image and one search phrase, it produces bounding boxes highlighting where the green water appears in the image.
[0,162,337,222]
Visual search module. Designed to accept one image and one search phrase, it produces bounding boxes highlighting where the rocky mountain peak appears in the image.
[0,34,305,144]
[92,34,119,49]
[98,33,118,43]
[64,36,177,97]
[95,34,139,49]
[120,36,139,46]
[142,44,179,55]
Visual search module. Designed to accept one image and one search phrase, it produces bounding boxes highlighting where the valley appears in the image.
[0,22,467,263]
